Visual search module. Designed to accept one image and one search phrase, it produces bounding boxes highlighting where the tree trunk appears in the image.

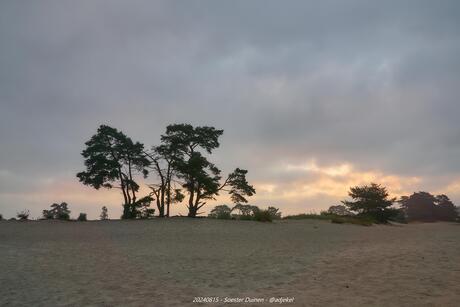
[187,205,198,217]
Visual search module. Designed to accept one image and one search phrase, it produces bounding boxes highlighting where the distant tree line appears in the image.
[76,124,256,219]
[399,192,457,222]
[335,183,459,223]
[208,204,281,222]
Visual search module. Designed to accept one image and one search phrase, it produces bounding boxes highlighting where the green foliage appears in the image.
[147,143,185,217]
[253,209,273,222]
[327,205,353,216]
[160,124,255,217]
[160,124,223,217]
[134,196,155,219]
[17,209,30,220]
[342,183,397,223]
[77,123,256,219]
[435,194,458,221]
[224,204,280,222]
[76,125,150,219]
[208,205,232,219]
[231,204,259,219]
[226,168,256,204]
[100,206,109,220]
[77,213,87,221]
[266,206,282,220]
[399,192,458,222]
[42,202,71,220]
[389,208,408,224]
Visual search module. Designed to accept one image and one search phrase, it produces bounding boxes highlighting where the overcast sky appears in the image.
[1,1,459,219]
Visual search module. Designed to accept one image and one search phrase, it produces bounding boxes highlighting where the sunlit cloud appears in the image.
[250,160,423,213]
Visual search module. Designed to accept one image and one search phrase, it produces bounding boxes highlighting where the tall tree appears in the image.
[76,125,151,219]
[399,192,437,222]
[435,194,458,221]
[160,124,255,217]
[145,144,184,217]
[342,183,397,223]
[43,202,71,220]
[399,192,458,222]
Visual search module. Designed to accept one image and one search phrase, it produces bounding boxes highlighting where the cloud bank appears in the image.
[1,1,459,218]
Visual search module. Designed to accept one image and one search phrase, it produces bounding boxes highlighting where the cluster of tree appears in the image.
[77,124,256,219]
[1,204,110,222]
[340,183,458,223]
[41,202,108,221]
[42,202,71,220]
[399,192,458,222]
[208,204,281,221]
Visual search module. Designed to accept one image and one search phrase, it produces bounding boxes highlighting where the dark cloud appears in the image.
[1,1,460,218]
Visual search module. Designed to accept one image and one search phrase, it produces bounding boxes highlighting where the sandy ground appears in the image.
[0,219,459,307]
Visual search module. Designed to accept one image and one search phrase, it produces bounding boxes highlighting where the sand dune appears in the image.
[0,219,458,306]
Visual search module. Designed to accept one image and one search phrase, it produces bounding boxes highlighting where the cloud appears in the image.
[1,1,460,218]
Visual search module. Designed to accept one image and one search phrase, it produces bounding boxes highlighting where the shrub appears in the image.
[42,210,54,219]
[100,206,109,220]
[231,204,259,220]
[342,183,397,223]
[389,208,407,224]
[253,209,273,222]
[327,205,353,216]
[43,202,71,220]
[77,213,87,221]
[17,209,30,220]
[134,196,155,219]
[208,205,232,219]
[266,206,282,220]
[0,214,3,220]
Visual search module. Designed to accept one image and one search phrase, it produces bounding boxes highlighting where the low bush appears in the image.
[253,209,273,222]
[43,202,71,220]
[100,206,109,220]
[267,206,282,220]
[231,204,259,220]
[208,204,282,222]
[208,205,232,219]
[389,209,408,224]
[17,209,30,220]
[77,213,87,221]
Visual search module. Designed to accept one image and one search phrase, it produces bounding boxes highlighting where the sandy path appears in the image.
[0,219,458,306]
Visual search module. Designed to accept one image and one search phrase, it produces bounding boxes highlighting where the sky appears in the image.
[1,1,460,219]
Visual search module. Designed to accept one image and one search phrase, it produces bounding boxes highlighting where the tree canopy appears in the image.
[158,124,255,217]
[399,192,458,222]
[76,125,151,219]
[77,123,255,218]
[342,183,397,223]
